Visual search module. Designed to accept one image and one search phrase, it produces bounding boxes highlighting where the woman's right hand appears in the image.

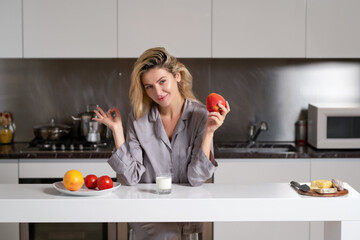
[92,106,123,132]
[93,106,125,149]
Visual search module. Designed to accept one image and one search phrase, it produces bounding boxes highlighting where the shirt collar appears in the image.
[148,98,194,122]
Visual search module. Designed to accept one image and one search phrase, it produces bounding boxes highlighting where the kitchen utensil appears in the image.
[295,120,307,144]
[297,188,348,197]
[71,106,96,137]
[86,121,101,142]
[53,181,121,196]
[86,132,100,142]
[33,119,71,140]
[72,104,105,140]
[290,181,310,192]
[314,188,337,194]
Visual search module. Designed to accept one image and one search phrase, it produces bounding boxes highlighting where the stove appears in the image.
[21,137,114,153]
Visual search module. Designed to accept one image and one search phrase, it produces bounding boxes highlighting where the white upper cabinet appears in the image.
[6,0,359,58]
[0,0,22,58]
[307,0,360,58]
[118,0,211,58]
[23,0,117,58]
[213,0,306,58]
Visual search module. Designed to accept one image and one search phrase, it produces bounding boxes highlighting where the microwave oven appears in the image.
[307,103,360,149]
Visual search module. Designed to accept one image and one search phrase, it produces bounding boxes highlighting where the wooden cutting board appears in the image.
[297,188,349,197]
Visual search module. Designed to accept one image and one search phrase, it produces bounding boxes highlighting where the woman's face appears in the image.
[141,67,181,108]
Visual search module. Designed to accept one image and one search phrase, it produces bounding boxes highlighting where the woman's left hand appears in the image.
[206,101,230,134]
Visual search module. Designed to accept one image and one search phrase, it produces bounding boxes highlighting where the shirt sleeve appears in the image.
[187,110,217,187]
[107,113,146,186]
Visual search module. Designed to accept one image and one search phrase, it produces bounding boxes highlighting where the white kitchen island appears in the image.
[0,183,359,240]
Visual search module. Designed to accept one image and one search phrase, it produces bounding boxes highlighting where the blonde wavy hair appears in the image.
[129,47,198,119]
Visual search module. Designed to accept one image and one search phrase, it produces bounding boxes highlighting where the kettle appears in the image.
[72,104,105,142]
[86,121,101,142]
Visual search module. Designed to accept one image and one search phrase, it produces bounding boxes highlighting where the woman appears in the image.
[93,47,230,240]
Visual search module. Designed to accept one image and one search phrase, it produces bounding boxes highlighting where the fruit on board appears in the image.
[206,93,227,113]
[63,170,84,191]
[85,174,98,189]
[97,175,113,190]
[310,179,333,189]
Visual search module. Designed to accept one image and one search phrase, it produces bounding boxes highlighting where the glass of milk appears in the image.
[156,173,172,194]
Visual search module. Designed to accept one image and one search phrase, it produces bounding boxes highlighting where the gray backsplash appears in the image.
[1,59,359,142]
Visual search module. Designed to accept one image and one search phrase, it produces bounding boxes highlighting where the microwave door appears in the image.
[327,116,360,139]
[321,116,360,149]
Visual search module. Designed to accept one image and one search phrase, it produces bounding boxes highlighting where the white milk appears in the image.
[156,175,172,194]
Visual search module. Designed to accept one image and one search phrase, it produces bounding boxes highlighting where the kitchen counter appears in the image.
[0,143,27,158]
[1,183,360,239]
[2,142,360,159]
[0,183,359,222]
[0,142,114,159]
[214,142,360,159]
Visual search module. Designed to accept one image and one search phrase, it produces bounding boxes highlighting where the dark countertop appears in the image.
[0,143,114,159]
[1,142,360,159]
[214,142,360,159]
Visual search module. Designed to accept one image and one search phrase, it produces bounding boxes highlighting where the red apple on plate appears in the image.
[206,93,227,113]
[84,174,98,189]
[97,175,113,190]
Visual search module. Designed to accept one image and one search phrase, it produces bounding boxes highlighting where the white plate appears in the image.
[53,181,121,196]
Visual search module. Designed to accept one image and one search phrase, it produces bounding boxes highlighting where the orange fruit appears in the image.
[63,170,84,191]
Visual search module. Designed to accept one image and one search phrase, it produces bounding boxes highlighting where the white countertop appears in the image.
[0,183,360,223]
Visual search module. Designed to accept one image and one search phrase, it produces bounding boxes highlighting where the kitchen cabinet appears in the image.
[0,159,19,240]
[310,158,360,240]
[212,0,306,58]
[0,0,22,58]
[23,0,117,58]
[213,158,310,240]
[117,0,211,58]
[4,0,359,59]
[307,0,360,58]
[18,158,116,179]
[0,159,18,183]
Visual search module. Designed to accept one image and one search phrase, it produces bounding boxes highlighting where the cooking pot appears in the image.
[33,119,72,140]
[72,104,105,140]
[72,111,95,137]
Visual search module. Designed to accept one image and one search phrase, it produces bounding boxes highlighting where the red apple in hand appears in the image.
[206,93,227,113]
